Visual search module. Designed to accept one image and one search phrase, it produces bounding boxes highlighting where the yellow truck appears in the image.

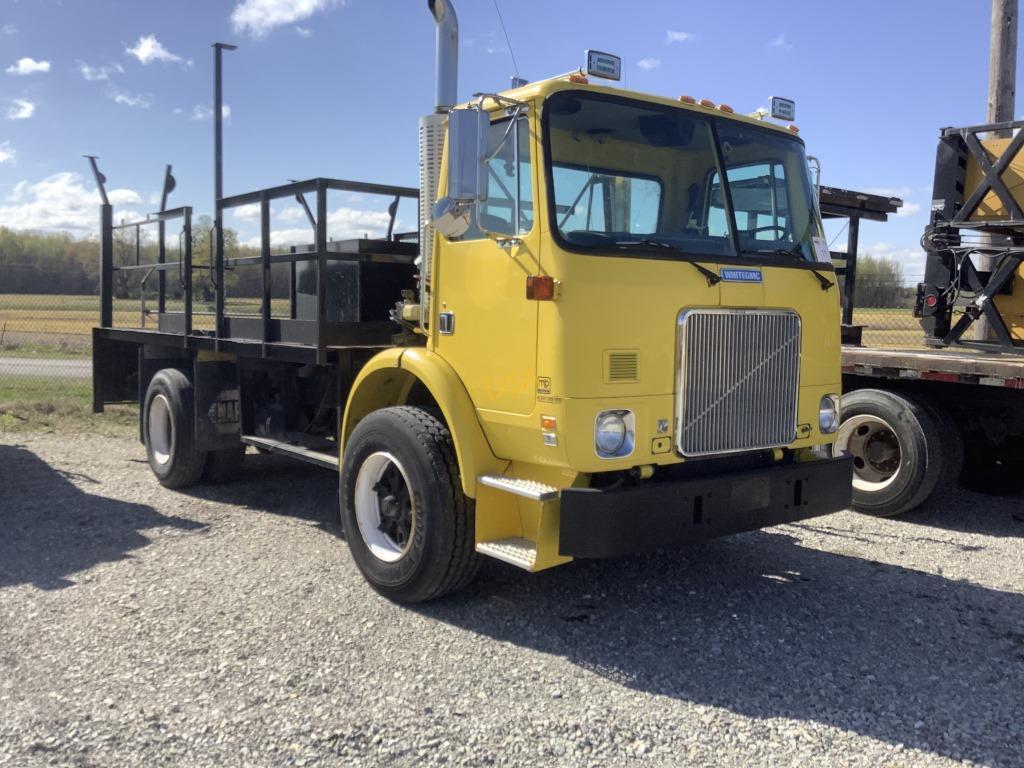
[90,0,851,602]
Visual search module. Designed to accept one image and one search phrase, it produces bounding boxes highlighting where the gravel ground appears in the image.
[1,433,1022,768]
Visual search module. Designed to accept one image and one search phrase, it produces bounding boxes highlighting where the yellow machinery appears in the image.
[92,1,851,602]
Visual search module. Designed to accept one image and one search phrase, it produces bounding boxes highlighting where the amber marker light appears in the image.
[698,98,715,108]
[526,275,557,301]
[787,124,800,134]
[678,95,696,104]
[717,103,735,113]
[540,416,557,430]
[569,73,589,84]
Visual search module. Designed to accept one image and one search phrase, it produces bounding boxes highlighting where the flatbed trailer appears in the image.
[826,173,1024,515]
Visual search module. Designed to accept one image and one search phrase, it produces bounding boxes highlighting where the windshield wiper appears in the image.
[742,247,835,291]
[617,239,721,286]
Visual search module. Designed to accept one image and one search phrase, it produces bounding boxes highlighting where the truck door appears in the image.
[433,114,540,415]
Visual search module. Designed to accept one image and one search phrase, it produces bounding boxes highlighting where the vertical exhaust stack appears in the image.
[418,0,459,328]
[429,0,459,113]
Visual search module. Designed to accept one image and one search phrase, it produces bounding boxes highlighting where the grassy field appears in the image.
[1,293,931,354]
[0,376,135,434]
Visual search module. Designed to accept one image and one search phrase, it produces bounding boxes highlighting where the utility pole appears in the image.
[979,0,1017,340]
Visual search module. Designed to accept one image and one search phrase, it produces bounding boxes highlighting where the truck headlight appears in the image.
[819,394,840,434]
[595,409,635,458]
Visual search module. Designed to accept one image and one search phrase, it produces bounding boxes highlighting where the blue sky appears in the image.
[0,0,1018,280]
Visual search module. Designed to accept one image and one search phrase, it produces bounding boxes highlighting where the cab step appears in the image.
[477,475,559,501]
[476,537,537,570]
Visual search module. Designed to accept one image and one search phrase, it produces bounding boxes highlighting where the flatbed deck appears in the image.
[842,345,1024,388]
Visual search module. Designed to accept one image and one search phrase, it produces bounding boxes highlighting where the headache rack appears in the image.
[91,171,420,365]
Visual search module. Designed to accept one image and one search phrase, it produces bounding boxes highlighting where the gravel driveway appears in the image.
[1,433,1022,767]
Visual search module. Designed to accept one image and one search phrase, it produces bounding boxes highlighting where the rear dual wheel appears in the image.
[142,368,245,488]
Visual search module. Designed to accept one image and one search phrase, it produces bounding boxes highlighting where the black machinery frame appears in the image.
[918,119,1024,354]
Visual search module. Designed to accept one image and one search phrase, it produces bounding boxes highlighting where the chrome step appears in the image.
[476,537,537,570]
[478,475,559,501]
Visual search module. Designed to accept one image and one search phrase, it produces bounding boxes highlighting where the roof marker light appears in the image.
[787,124,800,134]
[678,95,696,104]
[698,98,715,108]
[717,103,734,113]
[568,73,589,85]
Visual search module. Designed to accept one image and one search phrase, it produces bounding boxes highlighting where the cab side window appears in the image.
[457,117,533,239]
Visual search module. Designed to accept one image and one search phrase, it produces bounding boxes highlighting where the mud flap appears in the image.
[193,360,241,451]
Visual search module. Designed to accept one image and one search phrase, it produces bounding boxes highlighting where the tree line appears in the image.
[0,219,297,300]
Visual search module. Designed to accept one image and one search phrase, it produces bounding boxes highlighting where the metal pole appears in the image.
[212,43,237,348]
[979,0,1017,340]
[100,204,113,328]
[843,217,860,327]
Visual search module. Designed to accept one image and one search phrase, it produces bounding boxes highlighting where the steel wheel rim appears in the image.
[353,451,416,563]
[148,394,173,466]
[835,414,902,492]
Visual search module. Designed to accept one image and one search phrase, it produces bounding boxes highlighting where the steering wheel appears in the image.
[747,225,788,237]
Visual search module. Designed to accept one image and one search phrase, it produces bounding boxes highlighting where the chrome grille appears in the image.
[677,310,800,456]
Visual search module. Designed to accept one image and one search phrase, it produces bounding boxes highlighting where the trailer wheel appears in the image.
[203,444,246,483]
[142,368,208,489]
[835,389,943,517]
[340,406,480,603]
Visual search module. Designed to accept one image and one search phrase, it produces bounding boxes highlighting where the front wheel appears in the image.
[339,406,480,603]
[835,389,944,517]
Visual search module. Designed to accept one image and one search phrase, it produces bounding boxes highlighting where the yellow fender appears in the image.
[340,347,507,497]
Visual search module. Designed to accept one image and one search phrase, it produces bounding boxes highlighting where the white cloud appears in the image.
[78,62,124,81]
[190,104,231,121]
[294,26,312,37]
[278,206,310,223]
[861,242,927,283]
[665,30,691,44]
[231,0,345,38]
[244,206,395,247]
[111,90,153,108]
[2,24,16,35]
[0,141,14,164]
[126,35,189,66]
[6,99,34,120]
[231,203,262,220]
[0,172,141,233]
[894,201,922,218]
[769,33,792,49]
[6,57,50,75]
[637,57,661,71]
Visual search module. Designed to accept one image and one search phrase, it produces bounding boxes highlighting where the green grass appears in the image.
[0,342,90,358]
[0,376,135,435]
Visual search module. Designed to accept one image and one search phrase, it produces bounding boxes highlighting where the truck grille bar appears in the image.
[676,309,800,456]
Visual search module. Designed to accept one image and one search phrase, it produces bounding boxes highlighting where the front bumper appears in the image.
[559,454,852,558]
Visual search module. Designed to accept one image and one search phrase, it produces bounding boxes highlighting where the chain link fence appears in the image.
[839,273,929,349]
[0,280,96,413]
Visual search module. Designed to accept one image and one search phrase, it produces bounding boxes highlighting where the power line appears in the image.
[491,0,519,78]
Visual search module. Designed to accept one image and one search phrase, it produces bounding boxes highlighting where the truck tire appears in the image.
[340,406,480,603]
[914,394,964,492]
[142,368,208,489]
[835,389,944,517]
[203,444,246,483]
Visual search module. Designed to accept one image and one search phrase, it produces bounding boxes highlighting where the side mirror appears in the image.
[447,108,488,203]
[432,107,488,239]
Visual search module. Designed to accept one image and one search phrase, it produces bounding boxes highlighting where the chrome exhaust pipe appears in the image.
[428,0,458,112]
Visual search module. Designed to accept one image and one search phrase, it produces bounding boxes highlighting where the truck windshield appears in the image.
[543,90,824,263]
